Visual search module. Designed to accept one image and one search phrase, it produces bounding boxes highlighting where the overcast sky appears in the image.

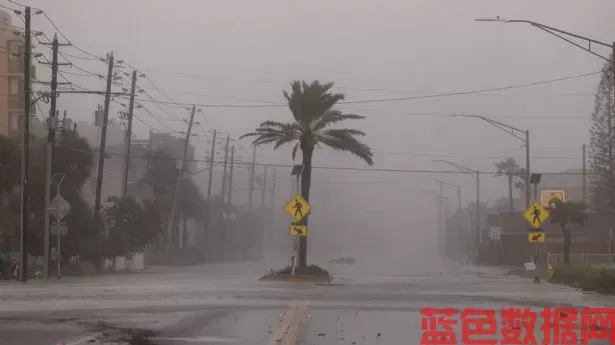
[8,0,614,258]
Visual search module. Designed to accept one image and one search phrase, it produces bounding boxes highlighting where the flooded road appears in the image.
[0,260,612,344]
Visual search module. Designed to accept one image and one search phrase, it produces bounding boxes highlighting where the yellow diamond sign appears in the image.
[284,194,311,222]
[289,224,308,237]
[523,201,550,228]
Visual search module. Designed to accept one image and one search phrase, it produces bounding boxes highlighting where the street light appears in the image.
[452,114,530,208]
[475,17,615,207]
[433,160,480,262]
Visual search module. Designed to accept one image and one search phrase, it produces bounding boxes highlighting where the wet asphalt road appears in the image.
[1,259,613,345]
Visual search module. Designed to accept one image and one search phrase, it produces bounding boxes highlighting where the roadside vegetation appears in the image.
[549,265,615,293]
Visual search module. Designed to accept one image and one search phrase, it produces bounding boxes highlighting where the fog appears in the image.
[15,0,614,271]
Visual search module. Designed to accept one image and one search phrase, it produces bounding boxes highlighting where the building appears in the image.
[0,10,35,138]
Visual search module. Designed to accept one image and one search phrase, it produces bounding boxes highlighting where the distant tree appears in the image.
[589,54,614,213]
[0,133,95,259]
[139,150,205,252]
[549,199,588,264]
[494,157,522,213]
[241,80,374,268]
[102,196,162,270]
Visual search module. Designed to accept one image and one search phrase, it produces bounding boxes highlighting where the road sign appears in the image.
[528,230,546,243]
[523,201,550,228]
[284,194,311,222]
[489,226,501,240]
[48,195,71,220]
[290,225,308,237]
[50,222,68,236]
[541,190,566,209]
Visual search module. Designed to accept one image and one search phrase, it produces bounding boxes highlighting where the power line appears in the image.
[47,141,602,176]
[342,71,602,105]
[111,70,601,108]
[39,10,104,60]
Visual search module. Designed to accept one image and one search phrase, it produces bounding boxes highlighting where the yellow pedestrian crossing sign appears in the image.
[528,230,545,243]
[285,194,311,222]
[290,224,308,237]
[523,201,550,228]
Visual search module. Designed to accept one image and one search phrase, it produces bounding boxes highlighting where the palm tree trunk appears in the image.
[299,145,313,268]
[507,174,514,213]
[563,222,571,264]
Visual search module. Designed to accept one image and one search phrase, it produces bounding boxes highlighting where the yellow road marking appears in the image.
[268,300,310,345]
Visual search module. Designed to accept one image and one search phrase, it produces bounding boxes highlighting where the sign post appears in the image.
[47,173,68,280]
[523,198,549,283]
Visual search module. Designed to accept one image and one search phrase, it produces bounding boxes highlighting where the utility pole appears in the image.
[525,130,531,208]
[248,145,256,208]
[39,33,69,280]
[611,42,615,209]
[476,171,481,262]
[227,145,235,215]
[121,70,138,198]
[19,6,31,282]
[582,144,587,205]
[270,168,276,211]
[93,52,114,269]
[220,135,230,201]
[261,165,268,207]
[167,105,197,253]
[437,181,443,257]
[203,129,217,248]
[218,135,230,260]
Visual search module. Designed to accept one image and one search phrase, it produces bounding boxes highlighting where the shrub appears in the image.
[550,265,615,292]
[63,261,98,276]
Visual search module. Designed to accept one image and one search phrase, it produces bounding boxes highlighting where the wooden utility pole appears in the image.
[261,165,268,207]
[582,144,587,205]
[121,70,138,198]
[203,129,217,248]
[220,135,230,201]
[248,145,256,208]
[40,33,70,279]
[227,145,235,215]
[93,52,115,268]
[167,105,197,252]
[270,168,276,217]
[218,135,230,260]
[19,6,31,282]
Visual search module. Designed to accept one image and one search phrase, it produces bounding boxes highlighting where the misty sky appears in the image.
[9,0,614,256]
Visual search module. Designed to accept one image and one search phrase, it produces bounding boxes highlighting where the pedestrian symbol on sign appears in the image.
[284,194,311,222]
[293,199,303,218]
[531,205,541,226]
[523,201,550,228]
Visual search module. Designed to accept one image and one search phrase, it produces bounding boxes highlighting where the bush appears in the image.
[168,247,205,266]
[63,261,98,276]
[550,265,615,292]
[271,264,330,277]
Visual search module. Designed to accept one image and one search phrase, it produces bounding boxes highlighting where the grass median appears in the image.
[549,264,615,293]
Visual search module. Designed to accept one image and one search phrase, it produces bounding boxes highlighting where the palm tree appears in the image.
[241,80,374,268]
[549,199,587,264]
[494,158,521,213]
